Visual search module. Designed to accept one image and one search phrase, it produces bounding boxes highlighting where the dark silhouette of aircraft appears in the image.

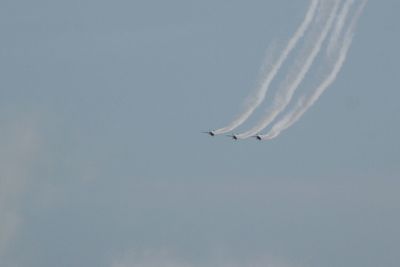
[226,134,240,140]
[202,131,216,136]
[252,135,262,141]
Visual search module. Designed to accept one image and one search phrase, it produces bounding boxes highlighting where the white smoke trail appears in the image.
[213,0,320,135]
[326,0,355,57]
[260,0,367,140]
[237,0,341,139]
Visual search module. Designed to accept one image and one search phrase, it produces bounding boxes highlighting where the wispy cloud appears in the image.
[0,114,41,262]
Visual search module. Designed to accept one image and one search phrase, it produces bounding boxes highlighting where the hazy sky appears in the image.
[1,0,399,266]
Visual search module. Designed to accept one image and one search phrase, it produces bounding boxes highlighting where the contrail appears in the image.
[237,0,341,139]
[327,0,355,57]
[213,0,320,135]
[260,0,367,140]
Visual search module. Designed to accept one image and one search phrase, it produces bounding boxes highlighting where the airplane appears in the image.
[252,135,262,141]
[202,131,216,136]
[226,134,240,140]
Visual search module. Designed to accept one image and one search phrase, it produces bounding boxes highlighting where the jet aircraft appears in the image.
[202,131,216,136]
[252,135,262,141]
[227,134,240,140]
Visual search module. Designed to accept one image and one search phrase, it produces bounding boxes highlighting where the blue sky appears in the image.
[0,0,399,266]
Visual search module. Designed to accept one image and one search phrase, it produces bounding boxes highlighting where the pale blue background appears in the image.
[0,0,399,266]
